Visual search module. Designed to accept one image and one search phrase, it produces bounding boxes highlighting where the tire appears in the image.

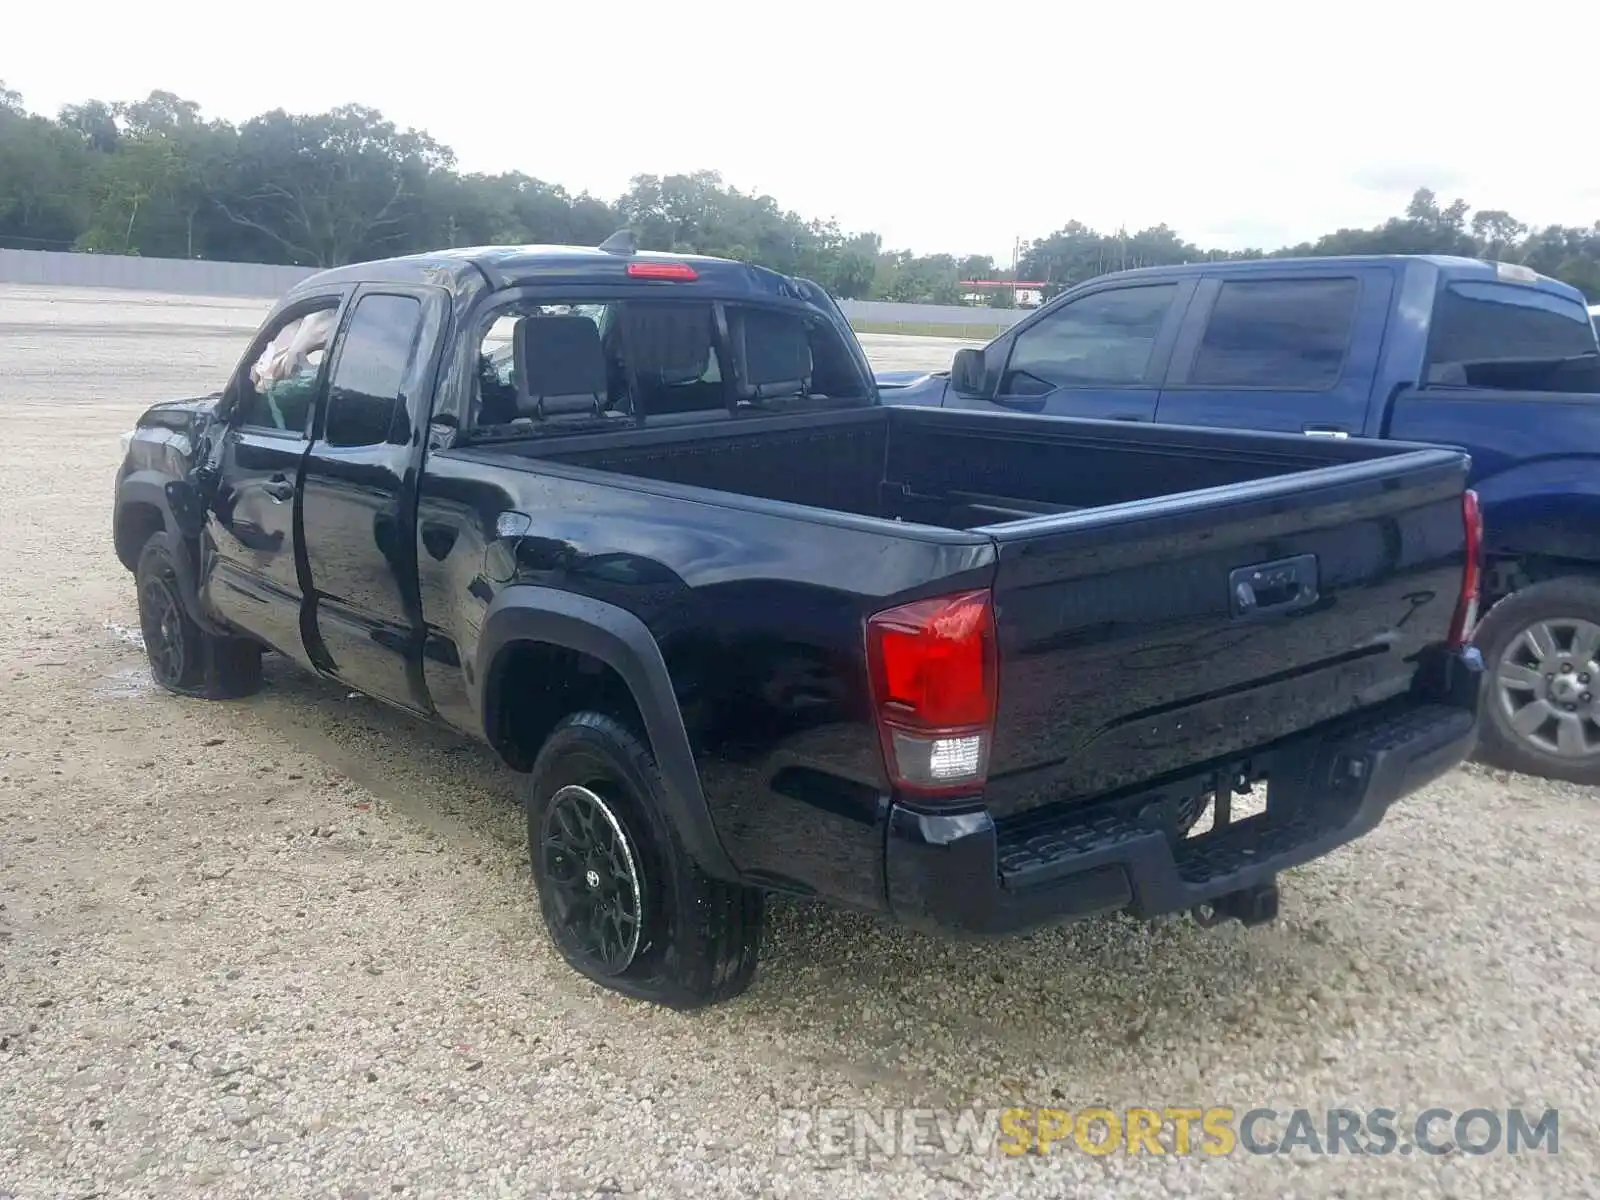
[135,532,263,700]
[523,711,762,1009]
[1471,577,1600,784]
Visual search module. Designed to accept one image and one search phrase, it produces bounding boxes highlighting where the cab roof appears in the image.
[1093,253,1590,305]
[285,243,814,304]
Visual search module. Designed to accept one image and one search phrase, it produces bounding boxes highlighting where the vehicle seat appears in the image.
[476,352,519,425]
[630,304,714,384]
[627,304,723,415]
[514,315,609,420]
[730,309,812,401]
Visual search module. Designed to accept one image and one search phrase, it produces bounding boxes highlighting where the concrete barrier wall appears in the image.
[0,248,1029,330]
[0,249,315,298]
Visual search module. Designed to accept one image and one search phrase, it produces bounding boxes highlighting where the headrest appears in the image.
[628,303,714,383]
[733,309,812,397]
[513,315,607,417]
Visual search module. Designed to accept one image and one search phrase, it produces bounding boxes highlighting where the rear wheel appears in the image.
[135,533,263,700]
[524,711,762,1009]
[540,783,646,975]
[1472,578,1600,784]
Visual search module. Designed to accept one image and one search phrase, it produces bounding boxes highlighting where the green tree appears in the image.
[2,86,1597,304]
[216,105,453,266]
[0,85,93,250]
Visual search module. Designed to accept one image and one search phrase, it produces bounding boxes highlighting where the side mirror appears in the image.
[950,347,986,395]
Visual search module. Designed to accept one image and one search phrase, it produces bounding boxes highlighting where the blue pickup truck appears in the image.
[884,255,1600,784]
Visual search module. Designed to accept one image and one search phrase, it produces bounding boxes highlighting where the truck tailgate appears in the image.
[980,447,1471,818]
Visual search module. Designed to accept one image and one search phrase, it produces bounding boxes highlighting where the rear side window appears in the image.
[1003,284,1177,393]
[1426,282,1599,388]
[1189,278,1359,389]
[324,294,425,447]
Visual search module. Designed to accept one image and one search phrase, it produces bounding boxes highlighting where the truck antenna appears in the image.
[598,229,637,255]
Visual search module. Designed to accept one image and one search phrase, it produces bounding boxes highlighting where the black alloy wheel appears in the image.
[523,710,763,1008]
[538,783,645,976]
[139,567,191,690]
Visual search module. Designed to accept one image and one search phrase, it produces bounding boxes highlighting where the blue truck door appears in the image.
[1154,267,1394,437]
[945,277,1196,421]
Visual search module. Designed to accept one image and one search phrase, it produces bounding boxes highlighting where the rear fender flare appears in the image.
[476,586,737,881]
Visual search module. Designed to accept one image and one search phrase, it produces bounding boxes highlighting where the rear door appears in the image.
[1154,267,1394,437]
[299,284,447,713]
[945,278,1196,421]
[202,295,346,665]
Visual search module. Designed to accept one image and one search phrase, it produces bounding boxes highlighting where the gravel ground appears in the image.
[1,284,1597,1199]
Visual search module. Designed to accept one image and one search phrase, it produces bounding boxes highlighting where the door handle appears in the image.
[1303,425,1349,439]
[263,476,295,502]
[1230,554,1320,619]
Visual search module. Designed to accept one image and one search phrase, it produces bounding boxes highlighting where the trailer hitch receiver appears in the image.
[1192,879,1280,929]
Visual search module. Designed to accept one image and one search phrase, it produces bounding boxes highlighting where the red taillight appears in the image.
[1449,489,1483,648]
[626,261,698,281]
[865,589,998,799]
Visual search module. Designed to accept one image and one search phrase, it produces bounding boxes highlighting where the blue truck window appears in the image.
[325,294,425,448]
[1426,281,1597,386]
[1004,284,1177,393]
[1189,278,1359,390]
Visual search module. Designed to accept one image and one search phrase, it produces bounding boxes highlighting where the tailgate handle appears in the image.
[1230,554,1320,618]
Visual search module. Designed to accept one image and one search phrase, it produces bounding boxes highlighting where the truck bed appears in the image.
[523,405,1418,529]
[485,407,1472,819]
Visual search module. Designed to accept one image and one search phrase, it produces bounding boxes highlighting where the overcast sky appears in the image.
[6,0,1597,261]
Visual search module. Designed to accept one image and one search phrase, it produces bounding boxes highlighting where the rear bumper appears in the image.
[884,647,1483,936]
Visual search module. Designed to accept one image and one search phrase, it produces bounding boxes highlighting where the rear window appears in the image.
[470,298,868,434]
[1426,282,1599,388]
[1188,278,1359,389]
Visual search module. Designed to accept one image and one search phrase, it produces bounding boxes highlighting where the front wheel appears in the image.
[523,711,763,1009]
[1472,577,1600,784]
[135,532,263,700]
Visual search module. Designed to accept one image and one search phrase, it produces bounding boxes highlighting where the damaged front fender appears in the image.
[165,478,209,540]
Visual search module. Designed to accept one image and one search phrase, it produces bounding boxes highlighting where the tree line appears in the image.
[3,84,1597,305]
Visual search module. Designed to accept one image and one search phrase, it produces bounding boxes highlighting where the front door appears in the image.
[945,279,1196,422]
[202,297,345,665]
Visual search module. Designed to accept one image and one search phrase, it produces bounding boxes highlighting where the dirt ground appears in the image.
[1,284,1597,1199]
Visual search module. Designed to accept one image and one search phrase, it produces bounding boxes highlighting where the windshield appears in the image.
[468,298,869,437]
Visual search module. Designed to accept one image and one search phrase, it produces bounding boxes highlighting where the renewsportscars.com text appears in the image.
[776,1106,1559,1159]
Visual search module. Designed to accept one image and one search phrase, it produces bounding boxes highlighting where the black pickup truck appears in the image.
[113,239,1485,1008]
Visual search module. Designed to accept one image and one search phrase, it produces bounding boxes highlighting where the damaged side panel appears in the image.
[113,394,236,635]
